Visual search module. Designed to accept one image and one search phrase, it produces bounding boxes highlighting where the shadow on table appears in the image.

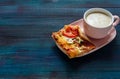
[52,40,115,70]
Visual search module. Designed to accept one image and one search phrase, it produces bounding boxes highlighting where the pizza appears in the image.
[52,25,96,59]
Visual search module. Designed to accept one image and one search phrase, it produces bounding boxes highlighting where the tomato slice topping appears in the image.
[63,30,77,38]
[62,25,79,38]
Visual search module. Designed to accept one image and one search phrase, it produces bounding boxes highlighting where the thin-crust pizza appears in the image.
[52,25,96,59]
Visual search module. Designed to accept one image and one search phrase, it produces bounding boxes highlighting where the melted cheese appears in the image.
[53,31,95,58]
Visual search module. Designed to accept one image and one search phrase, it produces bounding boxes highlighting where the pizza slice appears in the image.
[52,25,96,59]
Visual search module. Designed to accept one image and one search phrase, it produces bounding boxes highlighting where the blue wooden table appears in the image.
[0,0,120,79]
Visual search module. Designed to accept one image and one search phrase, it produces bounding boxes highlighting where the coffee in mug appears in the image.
[83,8,120,39]
[86,12,112,28]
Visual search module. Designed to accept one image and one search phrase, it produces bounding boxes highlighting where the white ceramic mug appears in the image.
[83,8,120,39]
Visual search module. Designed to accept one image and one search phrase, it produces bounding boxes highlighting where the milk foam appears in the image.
[86,12,112,28]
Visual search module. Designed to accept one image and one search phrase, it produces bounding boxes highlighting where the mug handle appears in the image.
[113,15,120,27]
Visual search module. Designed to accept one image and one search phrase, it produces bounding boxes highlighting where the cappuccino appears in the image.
[84,8,120,39]
[86,12,112,28]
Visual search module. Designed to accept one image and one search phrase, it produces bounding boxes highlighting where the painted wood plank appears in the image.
[0,0,120,79]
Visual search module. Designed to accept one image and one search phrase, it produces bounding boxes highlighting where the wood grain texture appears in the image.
[0,0,120,79]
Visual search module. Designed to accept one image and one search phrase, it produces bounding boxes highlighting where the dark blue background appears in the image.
[0,0,120,79]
